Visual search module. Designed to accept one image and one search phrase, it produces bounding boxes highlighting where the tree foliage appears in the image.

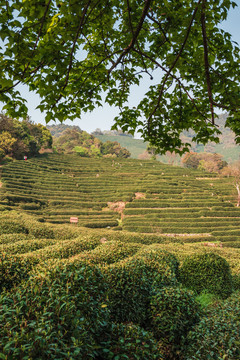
[182,151,228,172]
[0,1,239,153]
[221,161,240,206]
[53,128,131,158]
[0,114,52,161]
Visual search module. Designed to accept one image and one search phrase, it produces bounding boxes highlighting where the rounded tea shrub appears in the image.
[150,286,201,344]
[79,240,141,265]
[103,250,178,325]
[136,248,180,280]
[103,323,164,360]
[0,262,111,359]
[0,233,30,245]
[0,252,37,292]
[0,220,28,235]
[184,292,240,360]
[27,223,55,239]
[180,252,233,298]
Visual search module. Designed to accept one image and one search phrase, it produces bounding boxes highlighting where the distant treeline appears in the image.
[0,114,52,163]
[47,125,131,158]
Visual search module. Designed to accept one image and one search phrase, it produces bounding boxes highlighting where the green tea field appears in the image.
[0,154,239,359]
[1,154,240,243]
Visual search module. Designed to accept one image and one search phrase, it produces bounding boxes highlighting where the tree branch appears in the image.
[133,47,209,122]
[107,0,152,76]
[147,0,202,134]
[201,0,215,124]
[52,0,93,108]
[146,12,170,44]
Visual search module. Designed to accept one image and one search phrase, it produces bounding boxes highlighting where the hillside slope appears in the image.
[0,154,239,246]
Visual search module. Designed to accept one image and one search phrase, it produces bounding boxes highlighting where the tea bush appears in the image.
[20,202,41,210]
[232,274,240,291]
[0,219,28,235]
[0,211,55,238]
[150,287,201,346]
[0,262,111,360]
[0,233,31,244]
[136,248,180,280]
[180,252,233,298]
[29,237,100,261]
[73,241,142,265]
[103,250,178,325]
[3,239,56,255]
[103,323,164,360]
[184,292,240,360]
[29,224,55,238]
[0,252,37,292]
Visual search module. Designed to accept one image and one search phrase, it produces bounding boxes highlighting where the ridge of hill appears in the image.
[47,115,240,163]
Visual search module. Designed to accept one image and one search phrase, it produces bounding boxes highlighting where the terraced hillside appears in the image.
[0,155,239,359]
[0,154,239,246]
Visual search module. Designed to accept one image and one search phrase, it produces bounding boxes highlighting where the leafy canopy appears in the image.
[0,0,239,153]
[0,114,52,160]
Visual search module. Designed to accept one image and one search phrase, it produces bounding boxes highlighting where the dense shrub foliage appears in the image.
[180,252,233,298]
[0,252,37,292]
[184,292,240,360]
[150,287,201,346]
[103,250,178,325]
[104,323,164,360]
[0,263,111,360]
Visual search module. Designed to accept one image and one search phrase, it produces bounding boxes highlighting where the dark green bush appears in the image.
[0,220,28,235]
[20,202,41,210]
[232,274,240,291]
[0,233,30,244]
[0,252,37,292]
[150,287,201,345]
[184,292,240,360]
[103,323,163,360]
[103,250,178,325]
[180,252,233,298]
[76,241,141,265]
[0,262,111,360]
[28,223,55,239]
[136,248,180,280]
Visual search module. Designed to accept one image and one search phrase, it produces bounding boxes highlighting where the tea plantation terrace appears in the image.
[1,154,240,246]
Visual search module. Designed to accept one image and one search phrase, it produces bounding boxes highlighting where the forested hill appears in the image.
[95,113,240,163]
[47,124,82,137]
[47,125,131,158]
[47,114,240,163]
[0,115,52,163]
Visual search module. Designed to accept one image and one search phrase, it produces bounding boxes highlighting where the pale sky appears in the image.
[1,5,240,137]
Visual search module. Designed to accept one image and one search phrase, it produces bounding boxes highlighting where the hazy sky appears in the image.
[1,5,240,136]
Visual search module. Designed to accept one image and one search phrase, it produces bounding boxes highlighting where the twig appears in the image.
[133,47,209,122]
[147,0,202,133]
[107,0,152,76]
[201,0,215,124]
